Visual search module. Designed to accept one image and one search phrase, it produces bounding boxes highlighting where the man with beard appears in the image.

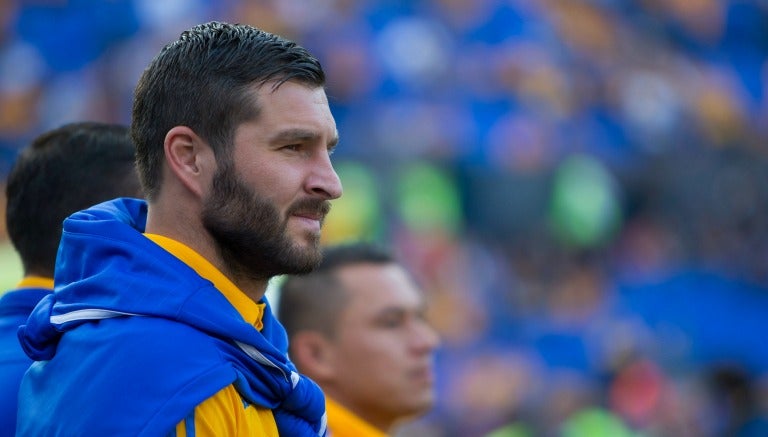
[15,22,341,437]
[279,243,440,437]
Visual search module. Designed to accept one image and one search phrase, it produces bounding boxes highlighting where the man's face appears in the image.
[202,81,342,280]
[327,263,440,426]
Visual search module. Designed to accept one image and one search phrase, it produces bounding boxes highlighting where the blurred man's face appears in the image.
[202,81,342,280]
[325,263,440,428]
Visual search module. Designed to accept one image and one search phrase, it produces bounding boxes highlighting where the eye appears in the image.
[416,308,429,321]
[377,312,406,329]
[282,144,302,152]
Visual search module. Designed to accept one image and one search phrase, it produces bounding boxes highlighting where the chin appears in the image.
[288,226,321,246]
[400,400,435,420]
[292,238,321,258]
[286,243,323,273]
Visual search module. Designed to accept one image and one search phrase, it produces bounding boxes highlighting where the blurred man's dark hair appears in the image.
[279,242,394,339]
[5,121,141,277]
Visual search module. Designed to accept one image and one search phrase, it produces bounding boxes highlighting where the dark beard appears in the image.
[201,160,330,282]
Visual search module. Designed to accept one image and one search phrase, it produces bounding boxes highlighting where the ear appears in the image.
[163,126,214,199]
[290,331,337,382]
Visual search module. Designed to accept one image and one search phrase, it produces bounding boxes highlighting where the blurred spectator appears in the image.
[0,121,140,435]
[280,242,440,436]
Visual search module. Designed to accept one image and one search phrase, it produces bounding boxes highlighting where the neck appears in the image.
[223,264,271,303]
[355,410,395,435]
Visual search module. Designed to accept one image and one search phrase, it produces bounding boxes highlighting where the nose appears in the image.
[412,320,441,353]
[307,152,343,199]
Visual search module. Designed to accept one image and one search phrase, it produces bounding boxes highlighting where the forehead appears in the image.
[233,80,337,144]
[335,263,424,313]
[253,81,331,120]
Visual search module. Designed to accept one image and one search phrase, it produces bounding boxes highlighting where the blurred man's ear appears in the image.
[290,331,337,382]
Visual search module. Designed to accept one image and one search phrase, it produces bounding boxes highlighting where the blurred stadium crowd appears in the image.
[1,0,768,436]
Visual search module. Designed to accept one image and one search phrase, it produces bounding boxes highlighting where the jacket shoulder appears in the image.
[17,316,235,436]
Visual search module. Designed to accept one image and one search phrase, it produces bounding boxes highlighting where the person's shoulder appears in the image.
[86,315,226,366]
[0,321,30,437]
[17,315,238,436]
[42,314,232,392]
[0,311,31,370]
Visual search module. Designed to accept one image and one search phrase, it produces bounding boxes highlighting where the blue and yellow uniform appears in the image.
[147,234,278,436]
[0,276,53,436]
[15,198,326,436]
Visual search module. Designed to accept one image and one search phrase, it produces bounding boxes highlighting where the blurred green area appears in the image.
[0,240,22,294]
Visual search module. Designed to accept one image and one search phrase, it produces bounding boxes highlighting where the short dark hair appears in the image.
[5,122,140,277]
[278,242,395,339]
[132,21,326,200]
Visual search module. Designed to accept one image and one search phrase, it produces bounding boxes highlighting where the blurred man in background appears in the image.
[0,121,141,435]
[279,242,440,436]
[15,22,341,436]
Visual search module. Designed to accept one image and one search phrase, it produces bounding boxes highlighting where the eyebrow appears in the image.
[270,128,339,148]
[375,303,426,318]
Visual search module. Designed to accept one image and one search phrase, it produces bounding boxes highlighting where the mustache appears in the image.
[286,198,332,219]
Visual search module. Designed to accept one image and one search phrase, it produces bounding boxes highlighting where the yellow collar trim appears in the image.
[16,276,54,290]
[326,397,389,437]
[144,233,264,330]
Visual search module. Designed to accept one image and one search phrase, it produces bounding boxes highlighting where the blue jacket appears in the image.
[16,198,326,436]
[0,286,50,437]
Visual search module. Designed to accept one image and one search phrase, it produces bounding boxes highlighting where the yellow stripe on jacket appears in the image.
[16,276,54,290]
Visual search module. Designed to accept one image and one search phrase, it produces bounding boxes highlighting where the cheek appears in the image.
[247,170,282,196]
[273,168,309,196]
[244,171,296,208]
[337,331,404,366]
[335,339,402,391]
